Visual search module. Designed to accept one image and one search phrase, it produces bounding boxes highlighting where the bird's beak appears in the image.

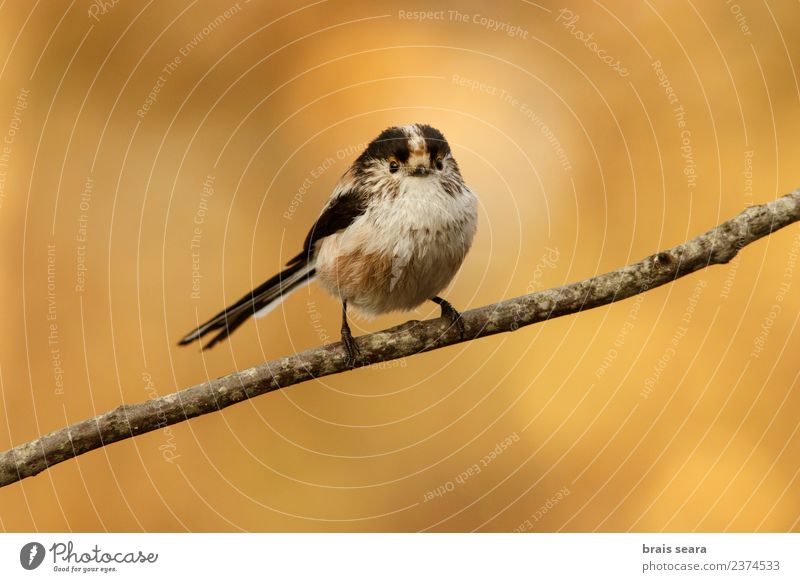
[411,165,429,177]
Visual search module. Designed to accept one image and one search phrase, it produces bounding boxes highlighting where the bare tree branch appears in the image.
[1,190,799,488]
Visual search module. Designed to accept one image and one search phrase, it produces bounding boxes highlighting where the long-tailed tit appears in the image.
[179,124,478,366]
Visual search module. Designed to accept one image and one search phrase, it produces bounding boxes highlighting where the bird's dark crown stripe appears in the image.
[418,124,450,159]
[355,124,451,167]
[358,126,411,163]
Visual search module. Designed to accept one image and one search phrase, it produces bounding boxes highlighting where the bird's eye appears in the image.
[389,159,399,173]
[435,156,444,171]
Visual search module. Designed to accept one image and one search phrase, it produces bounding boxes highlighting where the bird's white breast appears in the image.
[315,178,477,315]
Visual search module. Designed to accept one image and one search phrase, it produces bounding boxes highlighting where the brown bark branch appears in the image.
[2,189,799,488]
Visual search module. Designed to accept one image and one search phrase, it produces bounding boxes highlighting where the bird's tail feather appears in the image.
[178,259,316,350]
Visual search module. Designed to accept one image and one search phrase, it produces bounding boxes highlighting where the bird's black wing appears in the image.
[179,180,368,349]
[285,183,369,266]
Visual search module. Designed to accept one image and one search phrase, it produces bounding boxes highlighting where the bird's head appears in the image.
[354,123,461,185]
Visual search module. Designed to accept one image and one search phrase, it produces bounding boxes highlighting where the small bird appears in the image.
[178,124,478,366]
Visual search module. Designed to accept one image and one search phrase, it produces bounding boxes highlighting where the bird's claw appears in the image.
[341,329,364,369]
[438,300,466,339]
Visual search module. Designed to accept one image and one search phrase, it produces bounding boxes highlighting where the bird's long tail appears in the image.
[178,259,316,350]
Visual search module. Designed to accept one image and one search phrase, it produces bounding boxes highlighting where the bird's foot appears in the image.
[340,327,364,369]
[435,298,466,339]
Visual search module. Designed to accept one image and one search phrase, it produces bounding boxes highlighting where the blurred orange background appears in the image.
[0,0,798,532]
